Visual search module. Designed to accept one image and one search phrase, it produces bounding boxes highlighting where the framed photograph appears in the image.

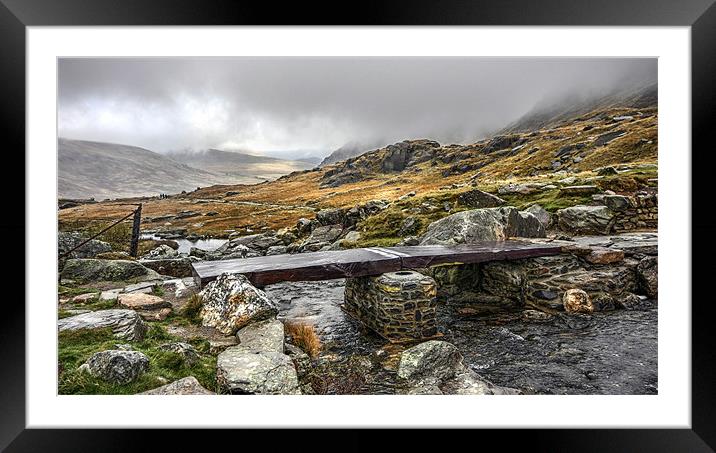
[5,0,714,450]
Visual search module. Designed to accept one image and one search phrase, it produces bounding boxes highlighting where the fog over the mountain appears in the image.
[58,57,656,160]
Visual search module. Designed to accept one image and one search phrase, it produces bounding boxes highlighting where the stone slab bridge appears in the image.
[191,241,563,343]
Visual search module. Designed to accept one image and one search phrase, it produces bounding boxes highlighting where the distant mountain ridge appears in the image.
[58,139,310,199]
[319,141,385,167]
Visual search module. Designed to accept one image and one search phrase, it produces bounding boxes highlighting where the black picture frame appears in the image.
[3,0,713,450]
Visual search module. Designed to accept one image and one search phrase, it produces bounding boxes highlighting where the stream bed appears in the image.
[264,279,658,395]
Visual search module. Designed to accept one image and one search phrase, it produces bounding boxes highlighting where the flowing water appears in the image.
[264,279,658,395]
[140,234,227,255]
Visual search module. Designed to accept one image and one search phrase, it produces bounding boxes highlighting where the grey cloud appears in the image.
[58,57,656,159]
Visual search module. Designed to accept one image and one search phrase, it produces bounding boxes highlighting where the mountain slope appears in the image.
[167,149,313,181]
[319,141,385,167]
[58,139,257,199]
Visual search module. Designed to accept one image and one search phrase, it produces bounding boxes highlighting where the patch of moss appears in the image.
[500,189,594,212]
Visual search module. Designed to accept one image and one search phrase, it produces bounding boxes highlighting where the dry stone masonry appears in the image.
[344,270,439,342]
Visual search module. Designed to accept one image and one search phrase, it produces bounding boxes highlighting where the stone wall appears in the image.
[344,271,439,342]
[607,192,658,232]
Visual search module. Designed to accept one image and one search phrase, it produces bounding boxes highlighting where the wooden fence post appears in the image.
[130,203,142,257]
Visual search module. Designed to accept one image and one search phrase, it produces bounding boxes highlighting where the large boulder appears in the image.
[60,259,161,283]
[563,289,593,314]
[300,224,344,251]
[525,204,551,229]
[140,244,178,260]
[419,207,545,246]
[216,346,300,394]
[199,273,278,335]
[58,231,111,259]
[58,309,148,341]
[141,376,214,395]
[556,205,616,235]
[636,256,658,299]
[316,208,346,226]
[84,350,149,384]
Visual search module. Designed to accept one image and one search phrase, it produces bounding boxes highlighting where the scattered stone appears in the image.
[597,166,619,176]
[199,273,279,335]
[617,293,647,310]
[71,293,98,304]
[141,376,214,395]
[141,244,179,260]
[285,343,312,378]
[399,217,420,236]
[58,309,148,341]
[60,259,161,283]
[139,257,194,278]
[158,342,200,366]
[137,307,172,321]
[559,185,599,197]
[316,208,346,226]
[85,350,150,384]
[525,204,551,229]
[521,309,553,321]
[594,130,626,146]
[563,289,593,314]
[118,293,171,311]
[603,195,632,211]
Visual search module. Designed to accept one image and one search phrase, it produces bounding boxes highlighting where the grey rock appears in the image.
[141,376,214,395]
[199,273,278,335]
[216,346,300,394]
[456,189,506,209]
[139,257,194,278]
[420,207,545,246]
[604,195,632,211]
[58,309,148,341]
[526,204,551,229]
[60,259,161,283]
[316,208,346,226]
[557,205,616,234]
[399,217,420,236]
[58,231,111,259]
[140,244,179,260]
[594,130,626,146]
[236,318,284,353]
[85,350,149,384]
[266,245,288,256]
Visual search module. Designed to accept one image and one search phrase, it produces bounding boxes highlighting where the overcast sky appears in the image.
[58,57,656,160]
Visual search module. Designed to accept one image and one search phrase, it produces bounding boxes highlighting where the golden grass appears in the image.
[285,321,322,358]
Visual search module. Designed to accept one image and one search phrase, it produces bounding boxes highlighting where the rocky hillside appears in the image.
[167,149,314,182]
[319,141,385,167]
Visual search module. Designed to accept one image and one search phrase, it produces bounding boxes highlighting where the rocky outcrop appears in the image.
[419,206,545,246]
[83,350,149,384]
[58,309,148,341]
[58,231,111,259]
[60,259,161,283]
[199,273,278,335]
[141,376,214,395]
[556,205,615,235]
[397,340,518,395]
[139,257,194,278]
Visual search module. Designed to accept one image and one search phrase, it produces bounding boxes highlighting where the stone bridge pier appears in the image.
[343,270,439,343]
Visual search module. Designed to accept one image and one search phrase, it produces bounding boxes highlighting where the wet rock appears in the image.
[419,206,545,246]
[199,273,279,335]
[158,342,200,366]
[556,205,615,234]
[584,248,625,265]
[456,189,506,209]
[397,340,517,395]
[617,293,648,310]
[216,346,300,394]
[60,259,161,283]
[58,309,148,341]
[138,307,172,321]
[236,318,284,353]
[316,208,346,226]
[141,376,214,395]
[285,343,312,378]
[58,231,111,259]
[521,309,553,321]
[85,350,150,384]
[525,204,551,229]
[594,130,625,146]
[636,256,658,298]
[563,289,593,314]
